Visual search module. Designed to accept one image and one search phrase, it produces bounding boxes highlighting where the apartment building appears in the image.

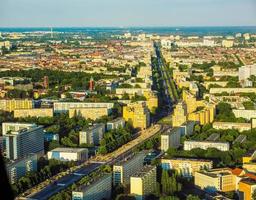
[161,158,213,177]
[72,174,112,200]
[53,102,114,113]
[106,117,125,131]
[79,123,105,145]
[14,108,53,118]
[6,153,38,184]
[184,141,230,151]
[69,107,111,120]
[130,165,157,200]
[123,102,150,130]
[113,152,145,185]
[0,99,33,112]
[213,122,251,132]
[239,178,256,200]
[3,123,44,160]
[210,88,256,94]
[233,109,256,120]
[195,168,236,193]
[239,64,256,87]
[172,101,187,127]
[47,148,88,162]
[161,127,181,151]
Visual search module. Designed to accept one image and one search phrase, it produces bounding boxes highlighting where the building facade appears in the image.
[79,123,105,145]
[106,117,125,131]
[161,127,181,151]
[184,141,230,151]
[47,148,88,162]
[14,108,53,118]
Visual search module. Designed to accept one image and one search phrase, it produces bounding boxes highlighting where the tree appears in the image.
[186,195,200,200]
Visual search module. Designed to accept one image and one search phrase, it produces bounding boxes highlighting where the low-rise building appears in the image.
[130,165,157,200]
[161,158,213,177]
[47,148,88,162]
[72,174,112,200]
[239,178,256,200]
[14,108,53,118]
[79,123,105,145]
[106,117,125,131]
[195,168,236,193]
[233,109,256,120]
[213,122,251,132]
[113,152,145,185]
[184,141,230,151]
[161,127,181,151]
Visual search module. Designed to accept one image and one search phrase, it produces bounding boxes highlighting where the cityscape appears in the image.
[1,1,256,200]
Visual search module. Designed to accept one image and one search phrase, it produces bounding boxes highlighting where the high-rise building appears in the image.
[172,101,187,127]
[3,123,44,160]
[239,64,256,87]
[79,123,105,145]
[6,153,38,184]
[113,152,145,185]
[161,127,181,151]
[72,174,112,200]
[130,165,157,200]
[123,102,150,129]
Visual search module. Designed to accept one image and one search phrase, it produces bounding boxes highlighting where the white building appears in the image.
[161,127,181,151]
[79,123,105,145]
[47,148,88,162]
[184,141,230,151]
[106,117,125,131]
[239,64,256,87]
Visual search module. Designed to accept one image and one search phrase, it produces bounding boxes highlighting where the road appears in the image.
[17,125,165,200]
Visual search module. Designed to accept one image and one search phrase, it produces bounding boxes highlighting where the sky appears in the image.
[0,0,256,27]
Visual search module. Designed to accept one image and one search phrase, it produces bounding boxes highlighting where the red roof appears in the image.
[230,168,244,176]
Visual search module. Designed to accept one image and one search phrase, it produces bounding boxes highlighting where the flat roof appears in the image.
[51,148,87,153]
[131,165,155,178]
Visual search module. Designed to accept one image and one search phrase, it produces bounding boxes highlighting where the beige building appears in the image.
[14,108,53,118]
[195,168,236,193]
[233,109,256,121]
[123,102,150,129]
[0,99,33,112]
[69,107,110,120]
[113,152,145,185]
[184,141,230,151]
[130,165,157,200]
[213,122,251,132]
[210,88,256,94]
[161,158,213,177]
[172,101,187,127]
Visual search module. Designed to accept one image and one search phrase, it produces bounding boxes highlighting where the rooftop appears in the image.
[131,165,155,178]
[51,147,87,153]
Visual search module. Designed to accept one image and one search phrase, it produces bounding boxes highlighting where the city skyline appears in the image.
[0,0,256,27]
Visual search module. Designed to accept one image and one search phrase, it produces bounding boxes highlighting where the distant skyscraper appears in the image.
[89,77,94,91]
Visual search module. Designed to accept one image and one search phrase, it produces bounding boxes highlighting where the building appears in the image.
[179,121,196,136]
[222,40,234,48]
[210,88,256,94]
[143,90,158,113]
[6,153,38,184]
[106,117,125,131]
[3,123,44,160]
[79,123,105,145]
[172,101,187,127]
[89,77,94,91]
[213,122,251,132]
[72,174,112,200]
[195,168,236,193]
[161,127,181,151]
[233,109,256,120]
[0,99,33,112]
[43,76,49,89]
[69,107,111,120]
[53,102,114,113]
[14,108,53,118]
[239,64,256,87]
[47,148,88,162]
[113,152,145,185]
[239,178,256,200]
[123,102,150,129]
[161,158,213,177]
[130,165,157,200]
[184,141,230,151]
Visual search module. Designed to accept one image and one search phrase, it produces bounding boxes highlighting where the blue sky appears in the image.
[0,0,255,27]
